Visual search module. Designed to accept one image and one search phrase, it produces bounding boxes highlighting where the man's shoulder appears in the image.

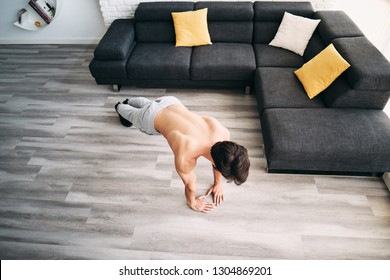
[174,149,197,175]
[202,115,230,140]
[203,115,227,129]
[167,131,194,156]
[168,133,196,170]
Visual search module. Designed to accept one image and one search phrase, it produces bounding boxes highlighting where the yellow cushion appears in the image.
[294,44,351,99]
[171,8,212,47]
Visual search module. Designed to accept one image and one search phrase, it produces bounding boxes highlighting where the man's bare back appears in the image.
[155,103,230,165]
[155,103,230,212]
[115,96,250,213]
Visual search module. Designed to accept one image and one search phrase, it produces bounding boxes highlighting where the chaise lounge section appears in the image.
[89,1,390,175]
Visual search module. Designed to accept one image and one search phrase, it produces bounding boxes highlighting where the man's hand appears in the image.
[189,196,215,213]
[206,184,224,206]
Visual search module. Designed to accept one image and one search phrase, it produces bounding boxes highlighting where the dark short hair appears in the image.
[210,141,250,185]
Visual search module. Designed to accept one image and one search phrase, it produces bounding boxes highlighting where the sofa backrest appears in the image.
[253,1,315,44]
[135,1,254,44]
[134,2,194,43]
[194,1,254,43]
[313,11,364,45]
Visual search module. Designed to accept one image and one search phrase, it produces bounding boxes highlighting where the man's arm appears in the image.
[206,165,224,206]
[205,121,230,206]
[177,167,215,213]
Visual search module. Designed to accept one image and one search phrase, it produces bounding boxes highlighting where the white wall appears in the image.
[0,0,106,44]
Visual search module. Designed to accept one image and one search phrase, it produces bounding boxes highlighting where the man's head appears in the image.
[210,141,250,185]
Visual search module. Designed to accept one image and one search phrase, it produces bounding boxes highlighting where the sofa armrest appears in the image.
[314,11,364,45]
[333,37,390,91]
[94,19,135,60]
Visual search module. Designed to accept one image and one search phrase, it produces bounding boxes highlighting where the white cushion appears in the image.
[269,12,321,56]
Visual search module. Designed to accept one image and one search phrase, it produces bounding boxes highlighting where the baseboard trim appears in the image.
[0,38,101,45]
[383,172,390,191]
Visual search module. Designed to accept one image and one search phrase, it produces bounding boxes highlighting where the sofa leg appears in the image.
[112,85,121,92]
[245,86,251,95]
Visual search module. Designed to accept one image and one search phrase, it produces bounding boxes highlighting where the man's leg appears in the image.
[116,97,152,128]
[124,97,151,108]
[116,96,166,134]
[115,103,133,127]
[117,104,140,124]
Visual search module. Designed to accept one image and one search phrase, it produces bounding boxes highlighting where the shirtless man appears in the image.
[115,96,250,213]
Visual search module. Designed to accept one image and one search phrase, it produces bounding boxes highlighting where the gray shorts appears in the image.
[117,96,181,135]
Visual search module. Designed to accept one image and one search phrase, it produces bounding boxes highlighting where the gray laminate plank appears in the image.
[302,235,390,259]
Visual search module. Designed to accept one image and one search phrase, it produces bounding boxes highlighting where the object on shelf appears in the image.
[14,0,56,31]
[28,0,55,24]
[18,8,27,24]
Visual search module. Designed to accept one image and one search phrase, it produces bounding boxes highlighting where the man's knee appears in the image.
[128,97,151,108]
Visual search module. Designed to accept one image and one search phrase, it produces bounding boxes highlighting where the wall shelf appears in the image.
[14,0,57,31]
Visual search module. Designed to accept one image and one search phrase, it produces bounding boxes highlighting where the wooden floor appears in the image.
[0,44,389,260]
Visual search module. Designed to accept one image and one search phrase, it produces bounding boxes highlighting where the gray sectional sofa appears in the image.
[89,1,390,174]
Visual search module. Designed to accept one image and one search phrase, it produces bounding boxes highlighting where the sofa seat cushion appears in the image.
[191,43,256,81]
[261,108,390,173]
[253,32,324,68]
[254,44,304,68]
[127,43,192,80]
[254,68,325,116]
